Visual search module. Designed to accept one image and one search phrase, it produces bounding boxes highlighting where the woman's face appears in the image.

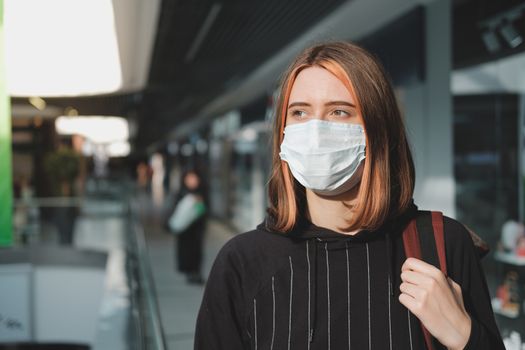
[286,66,364,126]
[184,172,200,190]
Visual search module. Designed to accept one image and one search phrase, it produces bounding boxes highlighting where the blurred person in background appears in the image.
[151,153,166,208]
[171,169,207,285]
[13,175,37,244]
[136,160,152,190]
[195,41,505,349]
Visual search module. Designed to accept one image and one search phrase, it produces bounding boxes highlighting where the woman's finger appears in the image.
[402,257,440,275]
[398,290,426,318]
[401,269,433,285]
[402,258,447,287]
[400,281,427,300]
[448,277,466,311]
[401,269,444,298]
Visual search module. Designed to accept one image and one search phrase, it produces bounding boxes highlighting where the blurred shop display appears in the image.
[208,111,240,221]
[230,121,270,232]
[503,331,525,350]
[492,220,525,319]
[206,97,273,233]
[489,219,525,343]
[454,94,520,247]
[492,271,521,318]
[497,220,525,265]
[454,94,525,342]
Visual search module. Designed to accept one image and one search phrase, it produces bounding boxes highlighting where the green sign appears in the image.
[0,0,13,247]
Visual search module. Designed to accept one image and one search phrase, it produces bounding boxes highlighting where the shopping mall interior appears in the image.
[1,0,525,349]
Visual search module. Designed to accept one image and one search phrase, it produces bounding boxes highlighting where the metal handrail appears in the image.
[128,200,167,350]
[13,197,84,207]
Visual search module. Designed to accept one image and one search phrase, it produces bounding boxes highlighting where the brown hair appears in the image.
[267,41,415,232]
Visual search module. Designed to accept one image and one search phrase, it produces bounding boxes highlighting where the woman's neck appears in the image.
[306,185,361,235]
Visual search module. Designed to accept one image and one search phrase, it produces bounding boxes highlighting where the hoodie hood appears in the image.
[257,200,418,247]
[256,201,419,343]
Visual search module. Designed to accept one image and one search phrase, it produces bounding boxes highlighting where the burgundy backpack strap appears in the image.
[402,211,448,350]
[402,219,423,260]
[431,211,447,277]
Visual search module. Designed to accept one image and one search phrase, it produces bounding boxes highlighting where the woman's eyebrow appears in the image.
[325,101,356,107]
[288,102,309,109]
[287,101,356,109]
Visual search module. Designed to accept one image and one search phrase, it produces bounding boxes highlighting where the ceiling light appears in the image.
[184,3,222,63]
[500,23,523,48]
[107,141,131,157]
[478,3,525,51]
[180,144,194,157]
[64,107,79,116]
[28,96,46,111]
[5,0,122,97]
[481,30,501,53]
[55,116,129,144]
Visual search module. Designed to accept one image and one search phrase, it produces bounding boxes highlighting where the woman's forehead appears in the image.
[288,66,355,105]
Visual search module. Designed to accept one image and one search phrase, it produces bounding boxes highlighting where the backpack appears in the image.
[402,211,489,350]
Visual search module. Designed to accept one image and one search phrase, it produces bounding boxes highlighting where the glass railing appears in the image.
[127,198,168,350]
[2,178,167,350]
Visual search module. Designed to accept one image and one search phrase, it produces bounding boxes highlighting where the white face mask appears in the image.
[279,119,366,196]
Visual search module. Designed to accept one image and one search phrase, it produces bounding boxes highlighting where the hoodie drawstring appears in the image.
[385,231,394,298]
[308,231,395,343]
[309,238,319,343]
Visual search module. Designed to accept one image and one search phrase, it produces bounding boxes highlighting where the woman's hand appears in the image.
[399,257,472,350]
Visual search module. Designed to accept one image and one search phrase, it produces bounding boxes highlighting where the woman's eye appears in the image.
[291,110,307,118]
[332,109,350,117]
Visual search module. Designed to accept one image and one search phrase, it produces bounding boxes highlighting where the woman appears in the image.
[195,42,505,349]
[173,169,207,284]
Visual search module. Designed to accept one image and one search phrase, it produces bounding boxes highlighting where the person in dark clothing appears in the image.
[195,42,505,349]
[174,169,207,284]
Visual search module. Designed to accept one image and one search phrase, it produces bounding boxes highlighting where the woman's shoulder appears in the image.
[209,226,294,298]
[442,215,472,243]
[214,225,291,265]
[440,215,479,255]
[440,215,486,282]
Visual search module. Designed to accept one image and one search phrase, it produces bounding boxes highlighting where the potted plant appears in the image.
[44,147,81,245]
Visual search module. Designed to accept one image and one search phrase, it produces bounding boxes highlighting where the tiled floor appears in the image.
[140,197,234,350]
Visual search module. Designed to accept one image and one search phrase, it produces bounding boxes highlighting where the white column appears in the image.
[401,0,455,217]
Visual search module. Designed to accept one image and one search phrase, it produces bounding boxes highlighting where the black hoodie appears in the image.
[195,204,505,349]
